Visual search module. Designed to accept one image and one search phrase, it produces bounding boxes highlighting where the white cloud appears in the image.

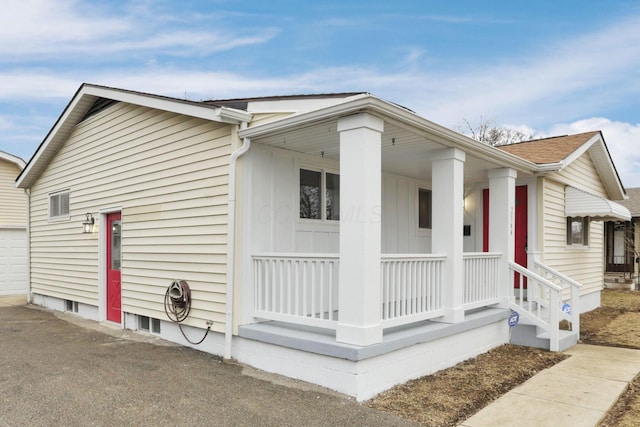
[0,0,277,59]
[545,118,640,188]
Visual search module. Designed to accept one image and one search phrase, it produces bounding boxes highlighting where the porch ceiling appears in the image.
[253,119,505,183]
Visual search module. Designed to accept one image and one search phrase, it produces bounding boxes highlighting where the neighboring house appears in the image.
[15,84,629,401]
[603,187,640,288]
[0,151,27,296]
[498,132,630,310]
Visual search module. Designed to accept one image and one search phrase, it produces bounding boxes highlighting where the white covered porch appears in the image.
[233,99,583,400]
[237,103,536,347]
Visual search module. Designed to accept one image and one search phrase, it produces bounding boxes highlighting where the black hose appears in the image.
[164,280,210,345]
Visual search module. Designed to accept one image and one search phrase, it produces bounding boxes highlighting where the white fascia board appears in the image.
[16,87,93,189]
[561,132,625,200]
[83,85,252,123]
[535,162,564,173]
[563,133,600,166]
[0,151,26,169]
[239,94,538,174]
[16,84,252,189]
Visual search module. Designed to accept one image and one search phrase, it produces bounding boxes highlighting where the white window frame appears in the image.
[298,165,340,223]
[417,187,432,231]
[48,190,71,221]
[567,216,589,247]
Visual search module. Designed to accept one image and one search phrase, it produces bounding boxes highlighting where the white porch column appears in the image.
[488,168,517,306]
[431,148,465,323]
[336,113,384,346]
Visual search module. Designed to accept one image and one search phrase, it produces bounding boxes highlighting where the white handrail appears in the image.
[534,261,583,289]
[509,261,562,351]
[510,261,563,292]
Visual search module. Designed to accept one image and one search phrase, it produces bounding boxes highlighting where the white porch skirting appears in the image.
[237,308,510,401]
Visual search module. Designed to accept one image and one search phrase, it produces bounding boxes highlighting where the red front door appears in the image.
[514,186,528,288]
[106,212,122,323]
[483,186,528,287]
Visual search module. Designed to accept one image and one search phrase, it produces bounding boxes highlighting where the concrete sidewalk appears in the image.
[460,344,640,427]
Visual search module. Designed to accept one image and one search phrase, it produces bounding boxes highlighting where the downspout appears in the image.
[225,130,251,360]
[24,189,31,304]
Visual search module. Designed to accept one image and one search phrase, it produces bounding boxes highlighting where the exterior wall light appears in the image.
[83,213,95,233]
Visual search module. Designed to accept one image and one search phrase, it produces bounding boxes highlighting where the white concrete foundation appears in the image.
[234,319,509,402]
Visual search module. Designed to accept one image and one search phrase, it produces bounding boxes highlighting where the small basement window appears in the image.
[138,316,161,334]
[49,190,70,220]
[65,300,78,313]
[567,217,589,246]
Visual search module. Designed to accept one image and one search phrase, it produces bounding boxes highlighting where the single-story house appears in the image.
[15,84,629,401]
[603,187,640,288]
[0,151,27,296]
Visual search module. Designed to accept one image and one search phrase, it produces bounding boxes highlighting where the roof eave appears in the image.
[238,95,539,174]
[16,84,252,189]
[0,151,26,170]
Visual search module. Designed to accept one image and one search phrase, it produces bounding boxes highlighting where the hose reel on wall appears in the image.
[164,280,210,345]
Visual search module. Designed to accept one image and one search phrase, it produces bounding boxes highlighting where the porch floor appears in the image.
[238,307,510,362]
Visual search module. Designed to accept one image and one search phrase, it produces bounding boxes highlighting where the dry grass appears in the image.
[367,345,567,426]
[367,289,640,427]
[581,289,640,427]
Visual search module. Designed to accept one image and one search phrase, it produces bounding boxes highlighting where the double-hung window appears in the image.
[299,168,340,221]
[567,216,589,246]
[49,190,70,221]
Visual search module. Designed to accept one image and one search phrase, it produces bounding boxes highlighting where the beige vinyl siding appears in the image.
[555,153,607,197]
[541,153,607,296]
[248,112,294,127]
[0,160,25,226]
[29,101,233,330]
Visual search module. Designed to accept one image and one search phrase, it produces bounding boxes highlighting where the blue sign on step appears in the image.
[508,311,520,327]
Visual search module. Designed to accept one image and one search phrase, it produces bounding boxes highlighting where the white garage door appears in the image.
[0,228,27,295]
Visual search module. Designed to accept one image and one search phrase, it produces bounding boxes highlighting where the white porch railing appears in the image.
[252,252,505,331]
[463,252,502,310]
[509,261,581,351]
[380,254,446,327]
[253,253,339,329]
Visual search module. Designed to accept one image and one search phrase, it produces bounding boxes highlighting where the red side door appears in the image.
[106,212,122,323]
[483,186,528,287]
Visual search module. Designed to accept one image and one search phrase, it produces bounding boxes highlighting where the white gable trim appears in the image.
[565,186,631,221]
[0,151,25,169]
[16,84,252,189]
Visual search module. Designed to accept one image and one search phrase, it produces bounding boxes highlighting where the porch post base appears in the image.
[336,323,383,346]
[432,307,465,324]
[496,295,515,309]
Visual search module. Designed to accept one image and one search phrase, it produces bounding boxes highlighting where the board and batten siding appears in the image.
[0,160,25,226]
[247,143,431,256]
[29,101,234,331]
[541,152,607,297]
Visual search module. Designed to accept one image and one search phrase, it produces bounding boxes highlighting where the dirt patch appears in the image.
[580,289,640,426]
[367,344,567,427]
[581,290,640,349]
[599,373,640,427]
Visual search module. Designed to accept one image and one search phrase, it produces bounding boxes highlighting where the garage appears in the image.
[0,228,27,295]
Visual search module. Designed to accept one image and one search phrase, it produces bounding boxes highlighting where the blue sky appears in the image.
[2,0,640,186]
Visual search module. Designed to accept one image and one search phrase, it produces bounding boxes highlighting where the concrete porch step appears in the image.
[510,323,578,352]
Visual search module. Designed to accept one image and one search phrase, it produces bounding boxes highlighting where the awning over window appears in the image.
[565,186,631,221]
